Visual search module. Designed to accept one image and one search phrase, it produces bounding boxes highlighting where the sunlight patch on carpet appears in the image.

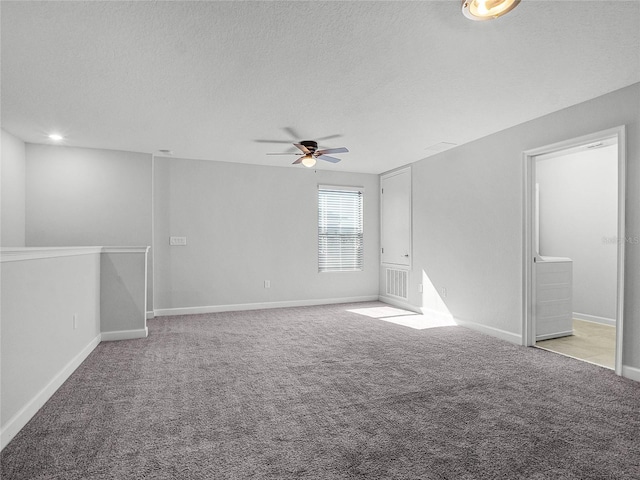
[347,306,458,330]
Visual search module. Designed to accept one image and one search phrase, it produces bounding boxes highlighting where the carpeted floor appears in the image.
[2,301,639,479]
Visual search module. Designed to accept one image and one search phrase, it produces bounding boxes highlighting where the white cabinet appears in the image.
[535,256,573,340]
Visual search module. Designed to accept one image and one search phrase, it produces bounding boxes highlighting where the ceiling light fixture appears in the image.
[301,154,317,168]
[48,133,64,141]
[462,0,520,20]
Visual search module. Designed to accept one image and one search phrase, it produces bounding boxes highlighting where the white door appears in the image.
[381,168,411,267]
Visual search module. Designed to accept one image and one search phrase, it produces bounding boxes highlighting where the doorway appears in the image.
[522,126,626,375]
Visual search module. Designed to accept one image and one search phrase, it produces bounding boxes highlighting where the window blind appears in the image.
[318,187,364,272]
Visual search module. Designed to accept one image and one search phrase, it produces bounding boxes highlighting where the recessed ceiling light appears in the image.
[462,0,520,20]
[48,133,64,141]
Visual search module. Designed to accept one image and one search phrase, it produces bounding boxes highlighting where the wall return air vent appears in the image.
[386,268,409,300]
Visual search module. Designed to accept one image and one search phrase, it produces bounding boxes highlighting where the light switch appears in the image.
[170,236,187,246]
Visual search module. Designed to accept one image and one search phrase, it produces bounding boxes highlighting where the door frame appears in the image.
[522,125,626,375]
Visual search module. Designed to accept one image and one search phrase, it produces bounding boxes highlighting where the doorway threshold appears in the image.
[533,344,614,370]
[535,319,615,370]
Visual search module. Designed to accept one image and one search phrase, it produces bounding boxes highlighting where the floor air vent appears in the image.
[386,268,409,300]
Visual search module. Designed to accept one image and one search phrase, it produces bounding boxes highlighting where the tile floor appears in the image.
[536,319,616,369]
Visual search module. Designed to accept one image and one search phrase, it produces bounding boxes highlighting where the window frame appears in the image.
[317,184,364,273]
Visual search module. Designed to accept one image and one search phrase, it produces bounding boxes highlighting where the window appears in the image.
[318,186,364,272]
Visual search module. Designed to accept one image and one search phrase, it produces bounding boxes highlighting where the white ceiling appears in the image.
[2,1,639,174]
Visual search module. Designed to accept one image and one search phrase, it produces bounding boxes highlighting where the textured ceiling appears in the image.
[2,1,639,174]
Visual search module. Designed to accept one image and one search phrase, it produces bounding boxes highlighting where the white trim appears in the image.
[0,246,150,262]
[522,148,535,347]
[420,307,456,324]
[318,184,364,193]
[153,296,379,317]
[536,330,573,341]
[522,125,626,376]
[378,295,422,314]
[151,153,156,328]
[381,295,522,344]
[455,318,522,345]
[0,246,103,262]
[378,296,459,325]
[101,327,148,341]
[573,312,616,327]
[384,297,517,345]
[101,246,150,254]
[143,249,149,331]
[379,164,412,179]
[621,365,640,383]
[0,335,101,451]
[146,311,155,319]
[615,126,626,375]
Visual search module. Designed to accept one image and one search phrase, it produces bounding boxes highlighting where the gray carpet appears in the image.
[2,301,639,479]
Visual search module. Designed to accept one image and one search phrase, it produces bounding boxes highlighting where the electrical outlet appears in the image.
[418,284,423,293]
[441,287,447,298]
[73,313,78,329]
[170,236,187,246]
[264,280,271,289]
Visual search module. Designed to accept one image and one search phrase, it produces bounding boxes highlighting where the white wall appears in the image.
[100,248,149,338]
[24,144,154,309]
[1,249,102,449]
[153,157,379,312]
[536,144,618,320]
[1,129,26,246]
[391,82,640,369]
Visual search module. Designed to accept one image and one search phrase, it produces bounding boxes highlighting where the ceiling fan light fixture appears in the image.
[301,154,316,168]
[462,0,520,20]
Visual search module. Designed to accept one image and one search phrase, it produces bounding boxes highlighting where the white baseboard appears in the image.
[1,334,101,451]
[146,311,155,320]
[622,365,640,383]
[454,318,522,345]
[377,296,521,344]
[101,327,148,341]
[419,307,457,324]
[573,312,616,326]
[536,330,573,341]
[377,295,422,314]
[153,295,380,317]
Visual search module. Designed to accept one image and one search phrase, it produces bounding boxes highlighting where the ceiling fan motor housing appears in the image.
[300,140,318,153]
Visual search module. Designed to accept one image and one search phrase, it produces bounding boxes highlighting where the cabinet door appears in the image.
[381,168,411,266]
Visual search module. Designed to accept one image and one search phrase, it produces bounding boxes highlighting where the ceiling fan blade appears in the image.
[292,157,304,165]
[283,127,303,140]
[316,147,349,155]
[294,143,311,154]
[317,155,342,163]
[315,133,342,142]
[254,139,298,144]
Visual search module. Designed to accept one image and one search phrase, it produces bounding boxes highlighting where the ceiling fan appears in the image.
[267,140,349,168]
